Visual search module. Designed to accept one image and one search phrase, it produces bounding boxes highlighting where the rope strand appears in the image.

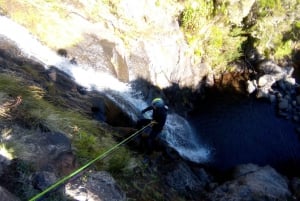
[29,122,154,201]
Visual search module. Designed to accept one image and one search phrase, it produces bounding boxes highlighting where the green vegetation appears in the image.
[116,159,166,201]
[0,74,130,171]
[257,0,282,16]
[0,0,83,48]
[179,0,299,70]
[179,0,246,71]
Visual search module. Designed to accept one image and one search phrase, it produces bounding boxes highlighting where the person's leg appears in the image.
[135,118,152,152]
[146,126,162,154]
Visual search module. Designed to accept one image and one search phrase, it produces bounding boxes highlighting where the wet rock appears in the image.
[293,115,299,122]
[66,171,126,201]
[269,94,276,103]
[0,154,11,176]
[291,177,300,200]
[296,95,300,105]
[232,163,260,178]
[247,59,296,104]
[194,167,213,183]
[165,162,205,194]
[257,60,283,75]
[0,159,37,200]
[207,164,291,201]
[278,98,289,111]
[32,171,57,191]
[0,186,20,201]
[90,95,136,127]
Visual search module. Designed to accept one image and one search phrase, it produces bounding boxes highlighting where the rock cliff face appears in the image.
[65,1,210,90]
[207,164,291,201]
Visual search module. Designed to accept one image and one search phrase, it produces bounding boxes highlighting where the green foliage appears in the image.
[274,40,292,58]
[258,0,282,9]
[107,147,130,173]
[180,0,213,33]
[296,21,300,28]
[286,21,300,41]
[72,130,102,164]
[179,0,246,71]
[256,0,282,17]
[245,0,299,61]
[155,0,161,7]
[0,74,124,171]
[116,162,163,201]
[179,0,299,70]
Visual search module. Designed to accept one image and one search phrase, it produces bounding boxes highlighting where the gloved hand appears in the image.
[150,120,157,126]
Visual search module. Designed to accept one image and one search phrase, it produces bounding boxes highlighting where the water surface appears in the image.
[189,92,300,177]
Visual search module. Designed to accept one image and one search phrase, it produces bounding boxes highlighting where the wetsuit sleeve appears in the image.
[141,106,153,113]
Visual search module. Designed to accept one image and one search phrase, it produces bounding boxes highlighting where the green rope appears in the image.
[29,122,154,201]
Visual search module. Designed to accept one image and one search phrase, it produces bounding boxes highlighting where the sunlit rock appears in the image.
[257,74,275,87]
[227,0,256,25]
[207,164,291,201]
[246,80,257,94]
[66,171,126,201]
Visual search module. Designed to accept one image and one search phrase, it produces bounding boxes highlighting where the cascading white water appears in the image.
[163,114,210,163]
[0,16,210,163]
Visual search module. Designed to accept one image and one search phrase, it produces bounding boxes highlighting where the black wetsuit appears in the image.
[137,104,168,153]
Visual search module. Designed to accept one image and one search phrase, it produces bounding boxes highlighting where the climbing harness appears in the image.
[28,122,154,201]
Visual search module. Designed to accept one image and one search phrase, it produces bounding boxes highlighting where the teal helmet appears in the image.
[152,98,164,108]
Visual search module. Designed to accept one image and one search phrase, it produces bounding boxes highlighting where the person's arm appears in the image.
[141,106,153,114]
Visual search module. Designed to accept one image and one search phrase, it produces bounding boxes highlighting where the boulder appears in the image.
[257,74,275,87]
[165,162,206,194]
[6,129,72,171]
[296,95,300,105]
[65,171,126,201]
[0,186,20,201]
[31,171,57,191]
[207,164,291,201]
[246,80,257,94]
[0,154,10,176]
[257,60,283,75]
[291,177,300,200]
[278,98,289,111]
[227,0,256,25]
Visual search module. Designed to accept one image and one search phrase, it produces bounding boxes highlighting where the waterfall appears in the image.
[0,16,210,163]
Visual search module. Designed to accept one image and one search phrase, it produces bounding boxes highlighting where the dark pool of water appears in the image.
[188,92,300,177]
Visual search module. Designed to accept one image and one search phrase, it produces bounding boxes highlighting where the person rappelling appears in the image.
[136,98,168,154]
